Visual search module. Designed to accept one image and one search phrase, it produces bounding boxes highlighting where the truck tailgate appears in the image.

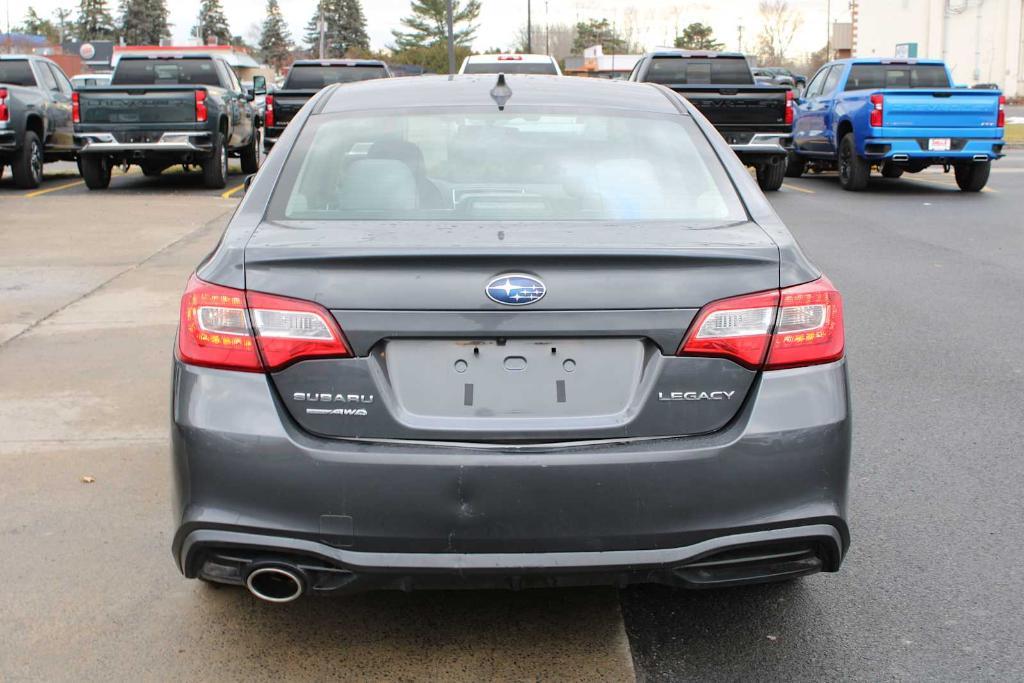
[668,86,789,128]
[879,89,1001,129]
[77,86,199,125]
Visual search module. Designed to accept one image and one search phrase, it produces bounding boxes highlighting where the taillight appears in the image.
[72,91,80,123]
[177,275,350,373]
[997,94,1005,128]
[0,88,8,123]
[265,94,275,127]
[784,89,794,125]
[195,90,208,123]
[679,277,844,370]
[869,93,884,127]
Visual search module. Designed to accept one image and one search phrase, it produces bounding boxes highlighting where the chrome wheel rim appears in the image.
[30,141,43,183]
[220,145,228,179]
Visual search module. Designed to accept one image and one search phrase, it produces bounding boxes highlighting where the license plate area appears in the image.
[928,137,952,151]
[384,338,646,419]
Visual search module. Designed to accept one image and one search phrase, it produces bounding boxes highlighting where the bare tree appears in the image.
[513,22,576,62]
[755,0,803,65]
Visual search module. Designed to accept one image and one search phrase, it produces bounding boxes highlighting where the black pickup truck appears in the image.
[629,50,794,191]
[1,55,77,189]
[73,54,264,189]
[264,59,391,152]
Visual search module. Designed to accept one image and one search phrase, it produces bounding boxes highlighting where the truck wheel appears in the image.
[239,129,260,175]
[12,130,44,189]
[202,133,229,189]
[954,161,990,192]
[784,151,805,178]
[880,162,904,179]
[837,134,869,191]
[80,156,112,189]
[756,160,786,191]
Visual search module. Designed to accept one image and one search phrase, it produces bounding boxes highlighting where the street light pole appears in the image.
[527,0,532,53]
[825,0,831,59]
[446,0,455,75]
[318,3,326,59]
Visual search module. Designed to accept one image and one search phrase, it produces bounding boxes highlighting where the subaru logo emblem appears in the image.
[486,274,546,306]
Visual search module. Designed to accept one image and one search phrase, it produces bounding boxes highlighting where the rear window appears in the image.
[645,57,754,85]
[284,65,387,89]
[845,64,950,90]
[112,58,221,86]
[269,110,745,223]
[0,60,36,87]
[464,62,558,75]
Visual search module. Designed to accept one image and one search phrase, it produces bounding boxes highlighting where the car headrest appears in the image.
[336,159,419,212]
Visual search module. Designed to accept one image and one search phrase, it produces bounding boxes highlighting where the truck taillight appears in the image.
[195,90,208,123]
[177,275,351,373]
[784,89,794,125]
[869,93,884,127]
[0,88,8,123]
[72,91,80,123]
[997,94,1006,128]
[679,277,844,370]
[265,94,275,127]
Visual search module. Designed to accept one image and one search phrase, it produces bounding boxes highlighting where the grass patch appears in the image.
[1005,124,1024,144]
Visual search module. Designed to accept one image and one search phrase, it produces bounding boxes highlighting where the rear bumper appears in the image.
[75,131,214,155]
[731,133,793,165]
[861,136,1004,162]
[171,358,852,591]
[0,129,18,153]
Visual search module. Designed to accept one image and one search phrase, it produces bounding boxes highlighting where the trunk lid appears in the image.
[878,89,1002,129]
[77,86,199,125]
[245,220,780,443]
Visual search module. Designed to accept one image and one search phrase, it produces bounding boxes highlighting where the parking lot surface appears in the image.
[2,153,1023,680]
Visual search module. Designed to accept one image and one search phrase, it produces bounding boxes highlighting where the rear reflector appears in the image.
[997,95,1005,128]
[177,275,351,372]
[680,277,844,370]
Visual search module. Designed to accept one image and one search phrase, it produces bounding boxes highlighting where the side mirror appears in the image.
[243,174,255,193]
[252,75,267,96]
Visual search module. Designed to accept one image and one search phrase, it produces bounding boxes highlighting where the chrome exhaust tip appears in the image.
[245,566,304,603]
[890,154,910,162]
[973,154,989,162]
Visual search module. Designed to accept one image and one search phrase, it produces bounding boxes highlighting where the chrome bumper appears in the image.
[77,131,212,153]
[731,133,793,158]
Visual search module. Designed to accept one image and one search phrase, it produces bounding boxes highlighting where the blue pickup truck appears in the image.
[787,58,1005,191]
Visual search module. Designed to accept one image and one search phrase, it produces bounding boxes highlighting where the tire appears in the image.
[880,162,904,179]
[954,161,990,192]
[202,132,228,189]
[756,160,786,191]
[79,155,112,190]
[837,134,869,191]
[239,128,260,175]
[12,130,44,189]
[140,162,167,177]
[784,151,805,178]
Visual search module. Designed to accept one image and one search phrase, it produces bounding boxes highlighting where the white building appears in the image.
[853,0,1023,96]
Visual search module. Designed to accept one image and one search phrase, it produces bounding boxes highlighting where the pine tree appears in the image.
[77,0,117,41]
[391,0,480,50]
[303,0,369,58]
[193,0,232,45]
[259,0,292,72]
[119,0,170,45]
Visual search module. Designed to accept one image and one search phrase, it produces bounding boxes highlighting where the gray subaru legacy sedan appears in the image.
[171,74,850,602]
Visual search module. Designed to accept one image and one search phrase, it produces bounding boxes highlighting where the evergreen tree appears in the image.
[193,0,232,45]
[303,0,369,58]
[119,0,170,45]
[77,0,117,41]
[391,0,480,50]
[673,23,724,51]
[259,0,293,72]
[570,18,627,54]
[20,9,60,43]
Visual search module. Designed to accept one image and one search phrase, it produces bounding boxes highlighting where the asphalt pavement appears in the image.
[1,155,1023,681]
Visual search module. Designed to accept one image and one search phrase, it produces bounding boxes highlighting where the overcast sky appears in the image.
[5,0,851,57]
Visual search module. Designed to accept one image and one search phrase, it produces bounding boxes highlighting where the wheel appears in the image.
[784,151,805,178]
[880,162,904,179]
[755,160,786,191]
[954,161,990,192]
[239,128,260,175]
[140,162,167,177]
[202,132,228,189]
[79,155,112,190]
[12,130,44,189]
[837,134,869,191]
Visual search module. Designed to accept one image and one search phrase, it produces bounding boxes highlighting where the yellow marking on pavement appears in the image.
[22,180,85,198]
[782,182,815,194]
[221,183,245,199]
[903,176,997,193]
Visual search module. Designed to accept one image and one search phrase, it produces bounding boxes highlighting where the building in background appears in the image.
[564,45,641,79]
[852,0,1023,96]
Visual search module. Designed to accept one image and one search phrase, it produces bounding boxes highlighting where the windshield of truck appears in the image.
[284,65,387,89]
[0,60,36,86]
[112,59,221,86]
[845,64,951,90]
[646,57,754,85]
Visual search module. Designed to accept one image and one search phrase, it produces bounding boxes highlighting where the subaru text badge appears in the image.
[486,274,546,306]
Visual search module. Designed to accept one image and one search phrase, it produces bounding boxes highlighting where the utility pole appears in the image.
[545,0,550,55]
[318,3,326,59]
[446,0,455,75]
[527,0,532,53]
[825,0,831,60]
[737,24,744,53]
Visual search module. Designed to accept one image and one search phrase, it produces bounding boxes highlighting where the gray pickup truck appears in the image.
[629,50,795,191]
[74,54,264,189]
[0,55,78,189]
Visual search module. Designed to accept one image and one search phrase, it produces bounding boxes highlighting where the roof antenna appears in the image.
[490,73,513,111]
